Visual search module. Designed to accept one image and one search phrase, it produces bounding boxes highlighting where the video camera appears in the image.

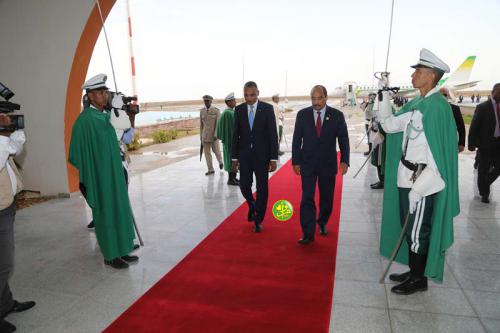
[107,92,140,116]
[0,82,24,132]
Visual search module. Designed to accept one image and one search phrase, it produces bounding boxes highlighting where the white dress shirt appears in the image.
[313,106,326,125]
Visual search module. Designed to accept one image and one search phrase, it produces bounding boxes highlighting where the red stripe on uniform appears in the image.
[128,17,132,37]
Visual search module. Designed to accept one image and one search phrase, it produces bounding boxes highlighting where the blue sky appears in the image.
[88,0,500,102]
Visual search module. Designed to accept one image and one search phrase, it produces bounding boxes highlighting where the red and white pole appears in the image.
[126,0,137,103]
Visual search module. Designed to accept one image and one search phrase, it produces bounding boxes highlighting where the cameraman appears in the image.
[0,115,35,333]
[69,74,138,269]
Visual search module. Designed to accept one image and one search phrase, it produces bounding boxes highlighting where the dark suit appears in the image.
[292,106,350,239]
[450,103,466,147]
[468,99,500,197]
[231,101,279,224]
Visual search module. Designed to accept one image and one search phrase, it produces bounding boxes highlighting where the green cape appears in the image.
[216,108,235,172]
[379,92,459,282]
[69,107,135,260]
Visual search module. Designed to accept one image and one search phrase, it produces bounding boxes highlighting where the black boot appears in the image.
[227,172,239,186]
[0,319,16,333]
[364,143,372,156]
[391,252,428,295]
[389,270,410,282]
[370,181,384,189]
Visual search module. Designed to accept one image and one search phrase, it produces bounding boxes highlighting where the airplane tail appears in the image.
[442,56,476,85]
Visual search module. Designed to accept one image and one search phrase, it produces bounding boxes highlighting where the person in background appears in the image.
[439,87,466,152]
[468,83,500,203]
[200,95,223,176]
[216,92,239,186]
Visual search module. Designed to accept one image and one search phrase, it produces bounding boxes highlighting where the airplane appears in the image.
[330,56,479,101]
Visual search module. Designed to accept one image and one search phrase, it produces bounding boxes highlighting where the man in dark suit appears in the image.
[468,83,500,203]
[232,81,279,233]
[292,85,350,244]
[440,87,466,152]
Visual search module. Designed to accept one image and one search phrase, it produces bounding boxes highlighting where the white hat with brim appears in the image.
[410,48,450,73]
[224,92,235,101]
[82,73,109,91]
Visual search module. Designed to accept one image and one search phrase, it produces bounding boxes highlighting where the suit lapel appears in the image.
[319,107,332,140]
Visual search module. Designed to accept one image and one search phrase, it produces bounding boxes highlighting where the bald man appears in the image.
[292,85,350,244]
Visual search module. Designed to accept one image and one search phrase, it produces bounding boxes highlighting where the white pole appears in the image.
[126,0,138,102]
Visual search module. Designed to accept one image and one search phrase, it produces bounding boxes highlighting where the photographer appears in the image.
[0,115,35,333]
[69,74,138,269]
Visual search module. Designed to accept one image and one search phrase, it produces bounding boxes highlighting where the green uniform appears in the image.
[380,92,459,282]
[69,107,135,261]
[216,108,235,172]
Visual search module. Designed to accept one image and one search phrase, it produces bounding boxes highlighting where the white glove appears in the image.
[379,91,392,119]
[370,132,384,147]
[111,92,124,110]
[408,190,422,214]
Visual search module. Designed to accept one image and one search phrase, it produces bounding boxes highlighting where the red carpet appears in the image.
[104,157,344,333]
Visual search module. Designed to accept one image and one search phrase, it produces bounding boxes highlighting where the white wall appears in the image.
[0,0,96,195]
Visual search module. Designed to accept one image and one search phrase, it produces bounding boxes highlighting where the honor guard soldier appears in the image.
[200,95,223,175]
[379,49,459,294]
[216,92,239,185]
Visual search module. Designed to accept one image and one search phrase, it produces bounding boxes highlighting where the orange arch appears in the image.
[64,0,117,193]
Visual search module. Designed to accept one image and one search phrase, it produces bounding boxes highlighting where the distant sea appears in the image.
[135,111,199,126]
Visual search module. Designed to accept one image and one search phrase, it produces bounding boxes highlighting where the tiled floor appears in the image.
[5,138,500,332]
[330,152,500,333]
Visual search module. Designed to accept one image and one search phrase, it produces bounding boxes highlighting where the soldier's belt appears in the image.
[401,157,426,182]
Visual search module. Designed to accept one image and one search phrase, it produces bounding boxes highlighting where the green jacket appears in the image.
[216,108,235,172]
[379,92,459,282]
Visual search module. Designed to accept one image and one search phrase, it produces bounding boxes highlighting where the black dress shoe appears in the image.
[0,319,16,333]
[219,163,224,170]
[298,237,314,245]
[391,276,428,295]
[4,300,36,317]
[389,271,410,282]
[205,171,215,176]
[227,179,239,186]
[481,196,490,203]
[132,244,140,251]
[363,151,371,156]
[319,225,328,236]
[278,151,285,156]
[104,258,129,269]
[247,205,255,222]
[370,181,384,189]
[121,255,139,263]
[87,221,95,229]
[254,223,263,233]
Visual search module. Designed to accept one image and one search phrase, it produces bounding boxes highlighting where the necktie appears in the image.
[249,105,255,130]
[316,111,322,137]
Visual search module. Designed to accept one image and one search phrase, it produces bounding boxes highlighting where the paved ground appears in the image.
[5,101,499,333]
